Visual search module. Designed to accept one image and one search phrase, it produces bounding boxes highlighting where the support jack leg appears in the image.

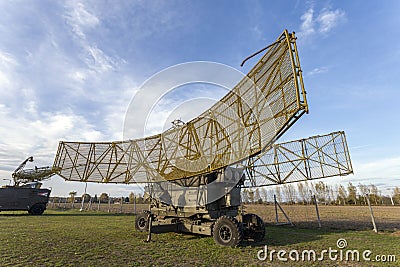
[145,214,153,242]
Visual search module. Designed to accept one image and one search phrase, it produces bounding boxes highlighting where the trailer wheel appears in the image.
[29,204,45,215]
[213,216,243,247]
[242,213,265,242]
[135,213,149,232]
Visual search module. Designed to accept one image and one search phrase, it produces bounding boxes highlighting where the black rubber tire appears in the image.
[135,213,149,232]
[29,204,45,215]
[212,216,243,247]
[242,213,265,242]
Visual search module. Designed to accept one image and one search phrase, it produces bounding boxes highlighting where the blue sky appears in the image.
[0,0,399,197]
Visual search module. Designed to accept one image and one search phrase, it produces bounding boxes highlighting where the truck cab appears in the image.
[0,182,51,215]
[0,157,56,215]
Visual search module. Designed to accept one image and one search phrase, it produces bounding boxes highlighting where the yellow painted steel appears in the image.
[53,30,311,184]
[244,131,353,187]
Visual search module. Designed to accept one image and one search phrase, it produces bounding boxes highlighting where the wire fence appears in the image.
[47,198,148,214]
[47,194,400,232]
[245,202,400,231]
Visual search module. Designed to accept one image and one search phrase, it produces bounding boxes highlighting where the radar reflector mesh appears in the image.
[244,131,353,187]
[53,30,313,184]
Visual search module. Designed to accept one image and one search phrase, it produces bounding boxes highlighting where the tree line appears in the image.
[50,182,400,206]
[50,192,149,205]
[241,182,400,206]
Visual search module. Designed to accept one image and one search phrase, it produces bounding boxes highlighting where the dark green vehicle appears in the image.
[0,182,51,215]
[0,157,56,215]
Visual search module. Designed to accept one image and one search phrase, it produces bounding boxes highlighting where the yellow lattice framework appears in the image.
[53,30,311,184]
[244,131,353,187]
[52,30,353,187]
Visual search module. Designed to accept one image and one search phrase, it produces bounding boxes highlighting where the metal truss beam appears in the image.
[53,30,310,184]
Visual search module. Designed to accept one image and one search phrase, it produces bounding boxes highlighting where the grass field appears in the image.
[0,207,399,266]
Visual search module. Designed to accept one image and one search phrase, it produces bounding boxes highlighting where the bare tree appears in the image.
[297,182,307,204]
[347,182,357,205]
[129,192,136,204]
[268,188,275,203]
[358,183,369,204]
[327,185,335,205]
[314,181,328,204]
[241,189,249,204]
[283,184,295,204]
[260,188,268,203]
[337,185,347,205]
[99,192,109,203]
[392,187,400,204]
[248,189,255,203]
[275,186,282,203]
[254,188,262,204]
[369,184,380,205]
[69,191,77,209]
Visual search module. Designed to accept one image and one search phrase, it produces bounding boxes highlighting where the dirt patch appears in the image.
[245,204,400,231]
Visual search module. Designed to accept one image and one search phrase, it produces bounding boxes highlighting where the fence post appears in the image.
[313,195,322,228]
[108,195,111,213]
[80,182,87,212]
[365,194,378,233]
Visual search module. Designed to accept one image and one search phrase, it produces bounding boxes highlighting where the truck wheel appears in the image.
[135,213,149,232]
[242,213,265,242]
[29,204,45,215]
[212,216,243,247]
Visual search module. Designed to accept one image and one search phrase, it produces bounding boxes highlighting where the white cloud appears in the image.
[103,79,139,141]
[0,51,18,66]
[298,6,345,39]
[252,25,263,40]
[64,1,99,39]
[300,8,316,37]
[63,1,119,74]
[307,66,329,76]
[353,156,400,181]
[0,105,106,178]
[317,8,346,34]
[0,1,210,196]
[0,50,19,96]
[85,46,115,72]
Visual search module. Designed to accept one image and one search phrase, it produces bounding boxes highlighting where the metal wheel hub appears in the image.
[138,218,146,228]
[219,225,232,242]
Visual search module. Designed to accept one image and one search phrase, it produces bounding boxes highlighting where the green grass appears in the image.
[0,210,399,266]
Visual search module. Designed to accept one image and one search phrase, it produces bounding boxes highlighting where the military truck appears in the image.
[135,167,265,247]
[0,182,51,215]
[0,157,56,215]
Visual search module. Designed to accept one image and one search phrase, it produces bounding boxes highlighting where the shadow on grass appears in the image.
[150,224,350,248]
[242,224,361,248]
[293,220,399,231]
[46,213,134,217]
